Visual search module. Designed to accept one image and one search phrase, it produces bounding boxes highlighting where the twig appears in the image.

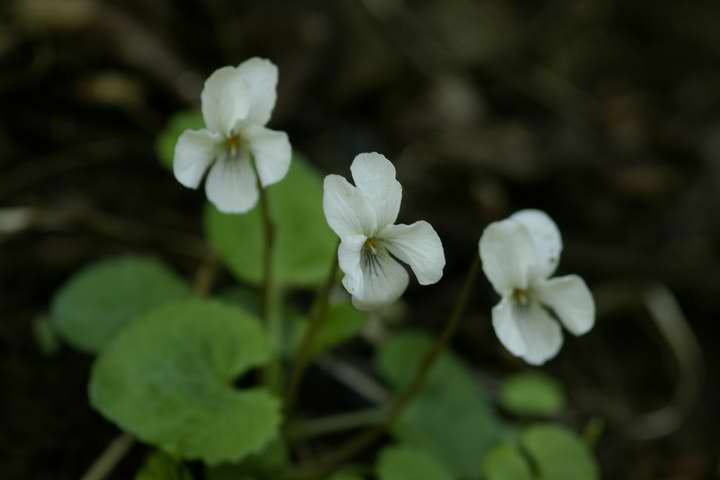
[284,249,339,410]
[79,433,135,480]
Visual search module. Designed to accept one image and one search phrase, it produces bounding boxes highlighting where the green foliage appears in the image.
[499,372,566,417]
[330,473,365,480]
[521,424,599,480]
[376,331,504,478]
[205,156,336,288]
[288,302,367,357]
[135,451,192,480]
[377,445,455,480]
[481,444,532,480]
[90,299,281,465]
[51,256,191,353]
[157,111,204,170]
[481,424,599,480]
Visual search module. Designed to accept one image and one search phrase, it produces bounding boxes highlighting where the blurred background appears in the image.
[1,0,719,478]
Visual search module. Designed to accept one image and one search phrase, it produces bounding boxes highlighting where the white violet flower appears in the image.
[323,153,446,311]
[479,209,595,365]
[173,58,291,213]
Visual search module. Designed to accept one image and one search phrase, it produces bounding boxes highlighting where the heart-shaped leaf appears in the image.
[90,299,281,464]
[499,372,566,417]
[51,256,191,353]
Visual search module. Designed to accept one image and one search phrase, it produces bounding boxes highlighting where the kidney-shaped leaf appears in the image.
[90,299,281,465]
[205,155,336,288]
[481,444,532,480]
[51,256,191,353]
[499,372,566,417]
[520,424,599,480]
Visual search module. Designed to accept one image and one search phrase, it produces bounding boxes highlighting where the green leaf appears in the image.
[51,256,191,353]
[156,111,204,170]
[481,444,532,480]
[377,445,455,480]
[376,331,504,478]
[90,299,281,464]
[136,451,193,480]
[330,473,365,480]
[205,155,336,288]
[520,424,599,480]
[288,302,367,357]
[499,372,566,417]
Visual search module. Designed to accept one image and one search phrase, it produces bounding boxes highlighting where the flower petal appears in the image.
[491,298,527,358]
[510,209,562,279]
[536,275,595,335]
[350,152,402,230]
[349,252,409,311]
[479,219,537,295]
[205,153,258,213]
[323,175,377,238]
[201,66,250,136]
[381,221,445,285]
[173,129,221,188]
[236,57,278,126]
[492,298,563,365]
[337,234,367,296]
[245,126,291,187]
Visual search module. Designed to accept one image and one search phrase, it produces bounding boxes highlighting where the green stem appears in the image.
[286,407,385,441]
[293,255,481,479]
[79,433,135,480]
[284,249,340,411]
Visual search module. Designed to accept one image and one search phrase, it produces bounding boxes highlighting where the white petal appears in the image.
[536,275,595,335]
[323,175,377,238]
[517,302,564,365]
[205,153,258,213]
[245,126,291,187]
[479,219,537,295]
[491,298,527,357]
[381,221,445,285]
[350,152,402,230]
[337,234,366,295]
[236,57,278,126]
[510,209,562,278]
[201,66,250,136]
[492,298,563,365]
[173,129,221,189]
[350,253,409,311]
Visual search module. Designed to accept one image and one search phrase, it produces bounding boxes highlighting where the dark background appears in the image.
[1,0,719,478]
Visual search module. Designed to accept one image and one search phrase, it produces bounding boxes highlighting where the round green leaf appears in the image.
[481,444,532,480]
[90,299,281,464]
[520,424,599,480]
[205,155,336,288]
[376,331,504,478]
[499,372,566,417]
[377,445,455,480]
[51,256,191,353]
[156,111,204,170]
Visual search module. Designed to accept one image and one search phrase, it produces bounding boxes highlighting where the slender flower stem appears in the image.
[79,433,135,480]
[284,249,340,411]
[251,159,282,390]
[293,255,481,479]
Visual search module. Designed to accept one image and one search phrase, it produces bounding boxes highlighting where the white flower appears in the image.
[479,209,595,365]
[173,58,291,213]
[323,153,446,311]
